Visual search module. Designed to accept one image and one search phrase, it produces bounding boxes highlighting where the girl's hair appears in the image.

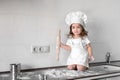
[68,24,88,38]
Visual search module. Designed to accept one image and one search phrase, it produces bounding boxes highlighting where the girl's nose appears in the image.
[75,28,78,31]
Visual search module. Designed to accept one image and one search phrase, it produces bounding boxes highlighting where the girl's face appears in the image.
[71,23,82,36]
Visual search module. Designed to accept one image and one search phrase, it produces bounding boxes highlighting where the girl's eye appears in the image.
[72,26,75,29]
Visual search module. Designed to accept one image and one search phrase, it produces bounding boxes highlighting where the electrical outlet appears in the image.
[32,46,50,53]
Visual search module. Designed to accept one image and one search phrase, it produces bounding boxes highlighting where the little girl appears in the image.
[60,11,94,71]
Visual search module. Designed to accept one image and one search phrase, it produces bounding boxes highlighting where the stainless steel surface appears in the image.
[10,63,22,80]
[1,63,120,80]
[42,65,120,79]
[17,63,21,76]
[110,62,120,67]
[10,64,17,80]
[89,65,120,73]
[106,52,111,64]
[0,71,44,80]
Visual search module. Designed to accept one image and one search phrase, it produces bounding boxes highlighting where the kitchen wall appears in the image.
[0,0,120,71]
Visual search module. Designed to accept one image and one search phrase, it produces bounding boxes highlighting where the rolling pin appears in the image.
[56,29,61,61]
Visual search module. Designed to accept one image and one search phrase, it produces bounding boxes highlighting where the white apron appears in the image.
[66,37,90,67]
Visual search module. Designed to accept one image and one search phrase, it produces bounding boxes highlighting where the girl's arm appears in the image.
[86,43,94,61]
[60,42,71,51]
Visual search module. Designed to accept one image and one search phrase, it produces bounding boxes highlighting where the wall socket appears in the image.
[32,45,50,53]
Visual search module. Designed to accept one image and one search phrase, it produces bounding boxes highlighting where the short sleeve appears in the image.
[82,36,90,45]
[66,38,72,47]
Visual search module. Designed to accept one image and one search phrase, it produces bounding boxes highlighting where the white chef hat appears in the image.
[65,11,87,27]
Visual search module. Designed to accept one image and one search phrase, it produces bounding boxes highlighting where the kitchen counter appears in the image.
[1,60,120,80]
[109,61,120,66]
